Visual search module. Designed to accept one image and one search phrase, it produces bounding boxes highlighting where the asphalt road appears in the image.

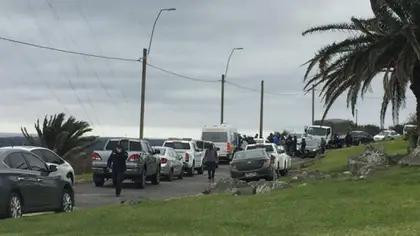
[75,158,309,209]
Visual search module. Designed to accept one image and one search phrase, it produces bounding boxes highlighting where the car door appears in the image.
[22,152,60,209]
[4,152,40,211]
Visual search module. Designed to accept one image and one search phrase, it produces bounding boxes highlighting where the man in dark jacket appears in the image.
[107,144,127,197]
[203,145,218,183]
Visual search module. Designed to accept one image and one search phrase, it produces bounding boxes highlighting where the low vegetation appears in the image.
[308,139,408,173]
[1,139,418,235]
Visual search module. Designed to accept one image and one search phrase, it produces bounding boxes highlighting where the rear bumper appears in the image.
[92,166,144,179]
[230,167,273,180]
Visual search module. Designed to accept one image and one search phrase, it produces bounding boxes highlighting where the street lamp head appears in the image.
[164,8,176,11]
[235,47,244,50]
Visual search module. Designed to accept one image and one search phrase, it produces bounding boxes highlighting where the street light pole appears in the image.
[139,8,176,139]
[220,47,243,124]
[312,85,315,125]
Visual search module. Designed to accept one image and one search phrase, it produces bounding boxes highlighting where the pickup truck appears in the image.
[163,139,204,176]
[91,138,161,189]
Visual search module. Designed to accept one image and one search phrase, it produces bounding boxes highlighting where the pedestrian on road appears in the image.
[107,143,127,197]
[292,136,298,156]
[300,138,307,158]
[203,144,218,183]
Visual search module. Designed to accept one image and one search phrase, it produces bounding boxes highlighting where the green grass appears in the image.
[308,139,408,173]
[2,166,420,235]
[1,139,416,235]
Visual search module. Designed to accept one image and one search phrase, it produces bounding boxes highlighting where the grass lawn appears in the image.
[308,139,409,173]
[1,139,418,236]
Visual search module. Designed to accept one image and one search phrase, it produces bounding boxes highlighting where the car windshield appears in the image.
[307,127,329,136]
[202,132,228,143]
[203,142,213,149]
[234,149,266,160]
[246,145,274,153]
[164,142,191,150]
[105,140,128,150]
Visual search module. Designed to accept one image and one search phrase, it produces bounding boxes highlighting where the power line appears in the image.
[147,63,220,83]
[225,81,302,96]
[0,35,140,62]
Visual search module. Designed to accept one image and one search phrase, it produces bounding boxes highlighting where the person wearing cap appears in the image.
[107,143,127,197]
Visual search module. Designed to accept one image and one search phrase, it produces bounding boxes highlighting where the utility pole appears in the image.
[312,85,315,125]
[220,74,225,124]
[259,80,264,138]
[140,48,147,139]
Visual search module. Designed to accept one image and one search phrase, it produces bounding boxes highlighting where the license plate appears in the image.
[245,172,257,177]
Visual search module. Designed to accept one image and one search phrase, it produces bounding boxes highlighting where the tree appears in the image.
[21,113,97,160]
[302,0,420,143]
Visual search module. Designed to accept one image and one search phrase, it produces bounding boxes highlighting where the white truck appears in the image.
[162,139,204,176]
[201,124,240,161]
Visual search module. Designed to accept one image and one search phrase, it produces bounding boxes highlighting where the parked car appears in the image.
[91,138,161,189]
[350,131,374,145]
[245,143,291,176]
[153,146,184,181]
[11,146,75,185]
[297,136,322,158]
[374,130,401,141]
[163,139,204,176]
[230,149,278,181]
[0,148,74,219]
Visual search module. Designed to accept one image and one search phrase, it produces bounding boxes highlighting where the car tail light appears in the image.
[185,153,190,162]
[91,152,102,161]
[128,153,142,162]
[161,158,168,164]
[227,143,233,153]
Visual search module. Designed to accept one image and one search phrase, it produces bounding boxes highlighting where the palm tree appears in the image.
[21,113,97,160]
[303,0,420,141]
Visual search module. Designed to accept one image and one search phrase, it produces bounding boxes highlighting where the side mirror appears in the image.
[49,165,58,172]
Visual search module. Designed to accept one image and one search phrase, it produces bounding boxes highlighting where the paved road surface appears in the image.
[75,158,310,209]
[75,165,231,209]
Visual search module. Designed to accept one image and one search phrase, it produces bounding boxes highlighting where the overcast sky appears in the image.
[0,0,416,138]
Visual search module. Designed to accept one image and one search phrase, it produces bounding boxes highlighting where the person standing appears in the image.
[292,136,298,156]
[203,144,218,183]
[107,143,127,197]
[300,138,307,157]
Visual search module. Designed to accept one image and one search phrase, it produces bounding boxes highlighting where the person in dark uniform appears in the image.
[107,143,127,197]
[300,138,307,157]
[203,144,218,183]
[292,136,298,156]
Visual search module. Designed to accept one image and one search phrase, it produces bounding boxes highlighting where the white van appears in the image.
[201,124,239,161]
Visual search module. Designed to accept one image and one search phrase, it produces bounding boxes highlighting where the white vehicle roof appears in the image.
[202,124,237,132]
[308,125,331,129]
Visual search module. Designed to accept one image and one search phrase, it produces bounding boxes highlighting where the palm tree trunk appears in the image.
[411,65,420,146]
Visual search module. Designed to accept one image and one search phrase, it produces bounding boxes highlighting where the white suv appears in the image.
[163,140,203,176]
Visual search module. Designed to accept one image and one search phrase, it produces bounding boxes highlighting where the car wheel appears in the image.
[151,166,161,185]
[197,165,204,175]
[57,188,74,213]
[167,168,174,182]
[135,169,146,189]
[93,174,104,187]
[178,167,184,179]
[188,162,195,177]
[280,169,288,176]
[8,192,22,219]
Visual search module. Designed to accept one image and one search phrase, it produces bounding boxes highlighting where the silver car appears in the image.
[153,146,184,181]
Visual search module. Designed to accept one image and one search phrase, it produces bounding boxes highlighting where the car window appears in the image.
[32,149,64,165]
[106,140,129,150]
[22,153,48,172]
[164,142,191,150]
[5,153,29,170]
[196,141,204,149]
[130,141,143,151]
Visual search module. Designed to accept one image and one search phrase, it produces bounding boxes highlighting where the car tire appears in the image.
[188,162,195,177]
[57,188,74,213]
[93,174,105,187]
[151,166,161,185]
[178,167,184,179]
[8,192,23,219]
[167,168,174,182]
[197,165,204,175]
[280,169,288,176]
[135,169,146,189]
